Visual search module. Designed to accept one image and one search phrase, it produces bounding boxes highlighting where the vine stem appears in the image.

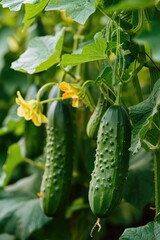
[154,150,160,215]
[114,83,122,105]
[40,97,62,104]
[36,82,58,102]
[24,157,45,171]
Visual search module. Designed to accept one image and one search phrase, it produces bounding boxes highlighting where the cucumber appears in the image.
[86,93,107,139]
[24,84,45,158]
[40,101,73,216]
[88,105,131,218]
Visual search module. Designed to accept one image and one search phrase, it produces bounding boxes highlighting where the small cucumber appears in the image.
[88,105,131,218]
[40,101,73,216]
[86,93,107,139]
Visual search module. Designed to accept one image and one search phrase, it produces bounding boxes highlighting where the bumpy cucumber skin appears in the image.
[88,105,131,218]
[40,101,73,217]
[86,93,107,139]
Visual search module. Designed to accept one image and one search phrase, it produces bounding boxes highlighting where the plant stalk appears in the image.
[154,150,160,215]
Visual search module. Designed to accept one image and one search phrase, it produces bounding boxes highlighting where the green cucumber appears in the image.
[86,93,107,139]
[88,105,131,218]
[24,84,45,158]
[40,101,73,216]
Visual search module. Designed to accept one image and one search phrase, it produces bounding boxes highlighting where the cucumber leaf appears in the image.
[124,148,154,211]
[24,0,49,28]
[61,32,107,66]
[120,221,160,240]
[45,0,96,24]
[0,174,51,240]
[11,29,64,74]
[129,78,160,154]
[0,143,25,188]
[24,0,49,29]
[0,0,40,11]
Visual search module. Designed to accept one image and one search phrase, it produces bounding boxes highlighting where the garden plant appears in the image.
[0,0,160,239]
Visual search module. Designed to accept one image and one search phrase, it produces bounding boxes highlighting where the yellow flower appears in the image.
[59,82,80,108]
[16,91,48,126]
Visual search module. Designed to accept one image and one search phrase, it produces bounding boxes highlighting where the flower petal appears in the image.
[72,97,80,108]
[59,82,71,92]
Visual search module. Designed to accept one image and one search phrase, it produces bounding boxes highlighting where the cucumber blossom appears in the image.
[88,105,131,218]
[40,101,73,216]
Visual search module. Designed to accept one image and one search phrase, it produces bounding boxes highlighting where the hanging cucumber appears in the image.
[40,100,73,217]
[86,93,107,139]
[88,103,131,218]
[24,84,46,158]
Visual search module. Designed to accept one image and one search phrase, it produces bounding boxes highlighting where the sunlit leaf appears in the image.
[24,0,49,29]
[0,0,40,11]
[45,0,96,24]
[120,221,160,240]
[61,32,107,66]
[0,143,24,188]
[11,29,64,74]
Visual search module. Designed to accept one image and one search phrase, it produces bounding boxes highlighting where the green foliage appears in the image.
[130,79,160,154]
[0,143,24,188]
[45,0,96,24]
[61,32,107,66]
[0,0,160,239]
[0,0,40,11]
[135,21,160,62]
[24,0,49,29]
[11,29,64,74]
[120,221,160,239]
[0,174,51,240]
[124,148,154,211]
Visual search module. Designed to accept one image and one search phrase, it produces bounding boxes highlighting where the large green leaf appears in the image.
[124,148,154,211]
[0,143,25,188]
[11,29,64,74]
[61,32,107,66]
[135,21,160,62]
[0,174,51,240]
[0,0,40,11]
[24,0,49,29]
[129,79,160,154]
[120,221,160,240]
[45,0,96,24]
